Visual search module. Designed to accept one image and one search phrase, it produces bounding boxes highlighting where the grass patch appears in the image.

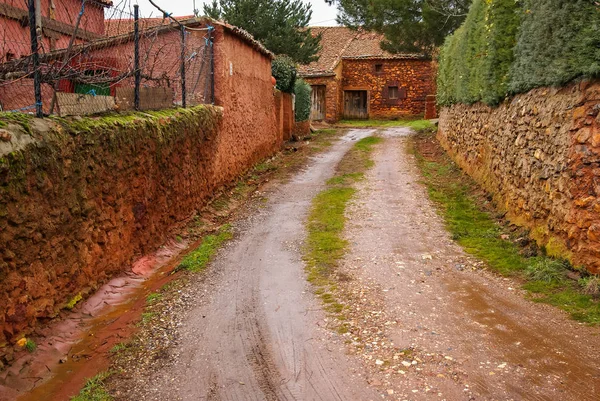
[71,371,113,401]
[411,129,600,324]
[304,135,382,323]
[337,119,434,130]
[109,343,127,354]
[145,292,162,304]
[140,312,156,325]
[176,225,233,273]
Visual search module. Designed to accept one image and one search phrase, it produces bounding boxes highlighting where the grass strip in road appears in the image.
[305,136,382,319]
[177,224,233,272]
[410,129,600,325]
[337,119,434,130]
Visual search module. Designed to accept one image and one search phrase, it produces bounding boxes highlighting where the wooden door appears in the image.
[310,85,326,121]
[344,90,368,119]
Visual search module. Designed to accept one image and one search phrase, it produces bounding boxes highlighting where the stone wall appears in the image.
[342,58,434,119]
[438,80,600,272]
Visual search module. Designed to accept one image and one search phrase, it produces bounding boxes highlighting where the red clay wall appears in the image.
[341,58,434,119]
[0,24,283,359]
[212,26,281,175]
[0,108,221,351]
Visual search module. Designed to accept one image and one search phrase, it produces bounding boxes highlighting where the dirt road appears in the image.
[113,128,600,401]
[114,129,380,401]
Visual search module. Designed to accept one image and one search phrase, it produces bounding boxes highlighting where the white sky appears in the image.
[127,0,339,26]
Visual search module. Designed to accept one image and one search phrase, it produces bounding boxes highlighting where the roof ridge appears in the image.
[329,29,359,71]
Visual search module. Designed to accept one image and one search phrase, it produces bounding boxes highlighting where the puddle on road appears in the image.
[0,240,193,401]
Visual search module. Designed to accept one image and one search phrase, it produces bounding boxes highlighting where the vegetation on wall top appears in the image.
[271,55,297,94]
[437,0,600,107]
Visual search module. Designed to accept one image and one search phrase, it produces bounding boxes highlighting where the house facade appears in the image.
[298,27,435,122]
[0,0,110,60]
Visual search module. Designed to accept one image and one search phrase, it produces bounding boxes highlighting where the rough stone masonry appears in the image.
[438,79,600,273]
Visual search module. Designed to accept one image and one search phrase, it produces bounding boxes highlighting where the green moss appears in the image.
[544,236,573,261]
[0,112,34,134]
[71,371,113,401]
[65,293,83,310]
[177,225,233,272]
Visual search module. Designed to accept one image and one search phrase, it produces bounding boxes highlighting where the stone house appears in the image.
[298,27,435,122]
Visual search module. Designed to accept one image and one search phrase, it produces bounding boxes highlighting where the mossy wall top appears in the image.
[0,106,255,351]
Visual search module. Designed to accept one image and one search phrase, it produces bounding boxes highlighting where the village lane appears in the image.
[110,129,381,401]
[336,127,600,400]
[110,128,600,401]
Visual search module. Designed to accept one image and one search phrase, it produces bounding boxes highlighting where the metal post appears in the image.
[28,0,43,117]
[133,4,140,110]
[209,27,214,104]
[180,26,186,108]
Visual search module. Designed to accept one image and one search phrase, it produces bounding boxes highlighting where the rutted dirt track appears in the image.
[104,129,600,400]
[113,129,379,401]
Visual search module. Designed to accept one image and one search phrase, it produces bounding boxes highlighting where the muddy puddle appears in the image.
[0,239,192,401]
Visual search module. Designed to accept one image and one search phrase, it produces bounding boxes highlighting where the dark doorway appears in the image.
[344,90,368,119]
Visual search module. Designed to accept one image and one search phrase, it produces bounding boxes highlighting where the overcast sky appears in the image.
[123,0,339,26]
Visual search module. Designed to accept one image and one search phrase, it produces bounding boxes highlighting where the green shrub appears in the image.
[509,0,600,93]
[437,0,599,106]
[294,78,311,122]
[437,0,521,106]
[271,55,297,93]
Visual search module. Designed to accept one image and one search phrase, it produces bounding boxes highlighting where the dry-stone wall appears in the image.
[438,80,600,273]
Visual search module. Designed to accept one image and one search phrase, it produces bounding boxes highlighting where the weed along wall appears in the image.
[437,80,600,273]
[0,104,279,356]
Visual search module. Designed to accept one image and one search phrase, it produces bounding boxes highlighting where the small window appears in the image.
[388,86,399,99]
[375,64,383,73]
[5,52,15,62]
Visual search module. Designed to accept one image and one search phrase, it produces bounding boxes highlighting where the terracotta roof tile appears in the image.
[297,27,357,76]
[298,27,426,76]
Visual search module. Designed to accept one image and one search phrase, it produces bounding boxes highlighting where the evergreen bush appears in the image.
[509,0,600,93]
[437,0,599,106]
[271,55,297,94]
[294,78,311,122]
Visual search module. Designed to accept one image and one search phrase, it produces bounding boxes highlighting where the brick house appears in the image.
[298,27,435,122]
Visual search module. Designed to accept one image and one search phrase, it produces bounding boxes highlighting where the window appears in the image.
[388,86,399,99]
[5,52,15,62]
[375,64,383,73]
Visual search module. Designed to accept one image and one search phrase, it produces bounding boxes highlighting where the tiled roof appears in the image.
[298,27,425,76]
[298,27,357,76]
